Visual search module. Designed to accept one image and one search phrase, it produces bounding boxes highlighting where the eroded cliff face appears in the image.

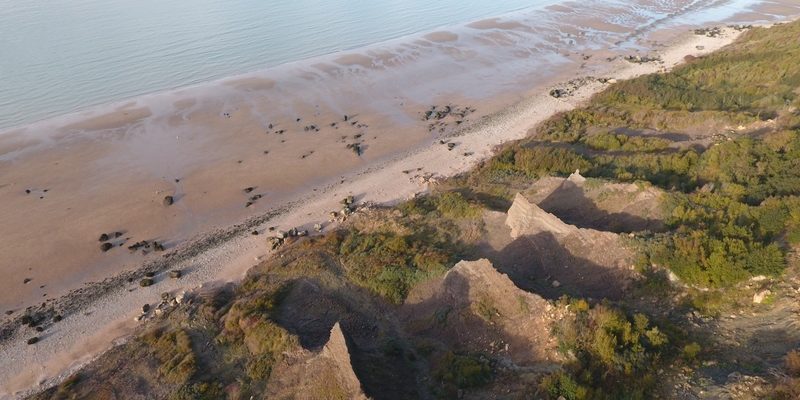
[404,259,562,366]
[523,171,665,233]
[477,192,639,300]
[267,322,367,400]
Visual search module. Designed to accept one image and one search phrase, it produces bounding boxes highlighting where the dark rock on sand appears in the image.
[100,242,114,252]
[142,304,151,313]
[98,233,110,242]
[169,270,182,279]
[27,337,39,345]
[346,143,362,156]
[53,315,63,322]
[694,26,723,37]
[139,278,154,287]
[128,241,146,251]
[550,88,568,98]
[624,54,661,64]
[23,278,32,284]
[163,195,174,206]
[269,237,284,250]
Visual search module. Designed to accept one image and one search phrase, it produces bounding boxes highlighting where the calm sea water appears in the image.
[0,0,794,130]
[0,0,555,129]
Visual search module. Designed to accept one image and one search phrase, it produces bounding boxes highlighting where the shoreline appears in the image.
[3,0,799,317]
[0,23,762,399]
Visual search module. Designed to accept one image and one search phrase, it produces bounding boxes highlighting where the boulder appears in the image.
[162,195,174,206]
[753,290,772,304]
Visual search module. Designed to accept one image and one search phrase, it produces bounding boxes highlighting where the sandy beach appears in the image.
[1,0,800,397]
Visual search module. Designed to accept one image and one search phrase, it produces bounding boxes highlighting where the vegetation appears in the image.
[544,299,669,399]
[476,145,590,183]
[772,349,800,399]
[433,352,492,394]
[470,21,800,289]
[140,328,198,385]
[584,132,671,152]
[30,19,800,400]
[334,229,451,303]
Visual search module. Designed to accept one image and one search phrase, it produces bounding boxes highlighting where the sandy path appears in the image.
[0,25,752,399]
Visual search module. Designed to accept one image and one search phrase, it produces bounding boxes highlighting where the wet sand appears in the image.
[1,1,800,397]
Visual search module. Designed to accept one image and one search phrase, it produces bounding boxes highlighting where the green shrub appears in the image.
[550,302,667,398]
[433,192,481,219]
[479,145,590,182]
[168,382,225,400]
[540,371,589,400]
[682,342,702,361]
[336,230,451,303]
[140,328,197,385]
[584,133,670,152]
[434,352,492,389]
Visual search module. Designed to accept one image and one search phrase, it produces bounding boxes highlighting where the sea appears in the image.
[0,0,796,130]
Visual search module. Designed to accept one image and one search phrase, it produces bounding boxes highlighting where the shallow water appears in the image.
[1,0,796,131]
[0,0,557,129]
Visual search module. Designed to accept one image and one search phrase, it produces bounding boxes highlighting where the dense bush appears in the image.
[540,371,588,400]
[335,230,451,303]
[648,190,790,286]
[480,145,590,182]
[545,301,668,399]
[400,191,482,219]
[588,149,700,190]
[434,352,492,389]
[584,133,670,152]
[140,328,197,385]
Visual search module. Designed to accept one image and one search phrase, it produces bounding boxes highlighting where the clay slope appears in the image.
[403,259,560,365]
[271,278,420,400]
[524,171,664,233]
[266,322,368,400]
[481,192,638,300]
